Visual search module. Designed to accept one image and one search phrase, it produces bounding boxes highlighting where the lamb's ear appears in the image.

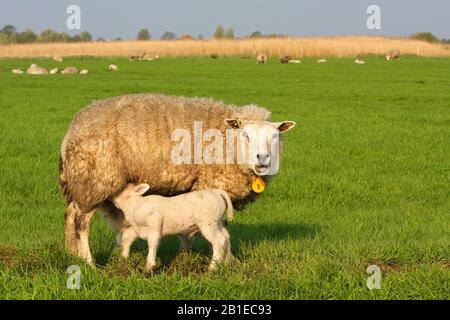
[224,119,242,129]
[273,121,296,133]
[133,183,150,196]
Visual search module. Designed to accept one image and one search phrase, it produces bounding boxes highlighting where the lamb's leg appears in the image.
[120,228,138,258]
[199,224,227,271]
[178,232,196,251]
[219,224,233,263]
[75,207,96,265]
[64,202,79,256]
[145,232,161,272]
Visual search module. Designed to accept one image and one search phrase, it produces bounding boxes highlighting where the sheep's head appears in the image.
[225,119,296,176]
[111,183,150,209]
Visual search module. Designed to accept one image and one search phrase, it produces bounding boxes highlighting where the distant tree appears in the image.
[79,31,92,42]
[58,32,71,43]
[225,28,234,39]
[1,25,17,36]
[214,25,225,39]
[0,32,9,44]
[96,37,106,42]
[37,28,60,43]
[113,37,123,41]
[249,31,262,38]
[71,34,81,42]
[161,31,176,40]
[17,29,37,43]
[411,32,440,43]
[137,28,151,40]
[198,33,205,40]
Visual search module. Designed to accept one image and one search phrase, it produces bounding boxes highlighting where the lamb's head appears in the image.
[225,119,295,176]
[111,183,150,210]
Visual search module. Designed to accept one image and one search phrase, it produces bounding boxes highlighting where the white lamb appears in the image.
[109,64,118,71]
[111,184,234,272]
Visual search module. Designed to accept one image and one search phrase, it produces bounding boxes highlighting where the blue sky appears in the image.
[1,0,449,39]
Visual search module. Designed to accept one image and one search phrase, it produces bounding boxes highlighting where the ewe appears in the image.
[53,56,63,62]
[61,66,78,74]
[280,53,291,64]
[79,69,89,75]
[50,68,58,74]
[317,59,327,64]
[256,53,267,64]
[11,68,23,74]
[26,64,48,75]
[354,59,366,65]
[288,59,301,64]
[386,49,400,61]
[111,184,234,272]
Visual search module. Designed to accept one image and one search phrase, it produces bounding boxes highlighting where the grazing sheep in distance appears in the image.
[79,69,89,75]
[53,56,63,62]
[111,185,234,272]
[26,64,48,75]
[11,68,23,74]
[317,59,327,64]
[288,59,301,64]
[61,66,78,74]
[280,53,291,64]
[354,59,366,65]
[109,64,118,71]
[59,94,296,264]
[256,53,267,64]
[142,52,159,61]
[50,68,58,74]
[386,49,400,61]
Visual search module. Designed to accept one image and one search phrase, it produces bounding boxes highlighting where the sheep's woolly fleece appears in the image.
[59,94,275,212]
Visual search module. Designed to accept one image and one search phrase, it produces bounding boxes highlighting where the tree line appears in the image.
[1,24,447,44]
[0,25,92,44]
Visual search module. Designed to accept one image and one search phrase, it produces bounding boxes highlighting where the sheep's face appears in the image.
[225,119,296,176]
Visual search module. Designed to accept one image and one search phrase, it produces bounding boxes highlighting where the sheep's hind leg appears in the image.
[199,224,227,271]
[219,224,233,263]
[75,208,96,266]
[65,202,79,256]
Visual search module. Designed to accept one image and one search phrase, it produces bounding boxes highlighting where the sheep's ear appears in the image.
[224,119,242,129]
[273,121,296,133]
[133,183,150,196]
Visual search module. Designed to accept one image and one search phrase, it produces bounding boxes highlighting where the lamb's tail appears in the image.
[214,190,234,222]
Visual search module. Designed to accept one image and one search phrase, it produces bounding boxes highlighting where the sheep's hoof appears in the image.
[143,264,156,275]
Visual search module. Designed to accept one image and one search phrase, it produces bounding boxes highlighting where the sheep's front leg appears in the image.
[119,227,138,258]
[178,232,197,251]
[145,232,161,273]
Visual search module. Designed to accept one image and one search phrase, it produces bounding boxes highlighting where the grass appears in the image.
[0,36,449,59]
[0,56,449,299]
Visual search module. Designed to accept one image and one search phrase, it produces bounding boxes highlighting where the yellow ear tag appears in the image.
[252,177,265,193]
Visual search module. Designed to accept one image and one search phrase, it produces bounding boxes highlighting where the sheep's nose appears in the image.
[256,153,270,165]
